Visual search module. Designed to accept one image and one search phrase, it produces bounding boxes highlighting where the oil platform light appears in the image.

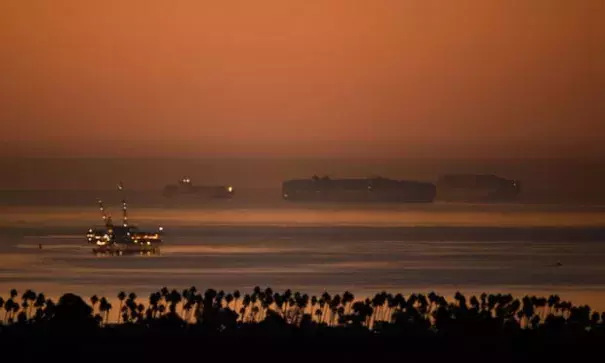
[86,183,163,255]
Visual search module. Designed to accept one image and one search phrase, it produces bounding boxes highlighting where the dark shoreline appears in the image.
[1,288,604,362]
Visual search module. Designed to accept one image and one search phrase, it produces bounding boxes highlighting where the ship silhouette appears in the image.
[162,178,234,199]
[436,174,521,202]
[282,175,436,203]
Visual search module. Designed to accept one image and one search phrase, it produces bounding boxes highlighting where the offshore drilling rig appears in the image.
[86,182,163,255]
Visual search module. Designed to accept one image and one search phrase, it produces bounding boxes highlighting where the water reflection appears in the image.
[1,205,605,311]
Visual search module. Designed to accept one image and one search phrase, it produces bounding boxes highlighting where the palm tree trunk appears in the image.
[117,301,123,323]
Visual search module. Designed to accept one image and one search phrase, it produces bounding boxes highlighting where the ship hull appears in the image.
[282,178,436,203]
[163,186,233,199]
[436,174,520,202]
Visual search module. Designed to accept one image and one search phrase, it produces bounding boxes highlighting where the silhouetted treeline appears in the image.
[1,287,603,363]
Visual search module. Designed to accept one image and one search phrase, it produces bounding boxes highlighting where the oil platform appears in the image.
[86,184,163,255]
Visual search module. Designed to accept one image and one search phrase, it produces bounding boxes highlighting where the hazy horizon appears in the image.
[0,157,603,205]
[2,0,604,159]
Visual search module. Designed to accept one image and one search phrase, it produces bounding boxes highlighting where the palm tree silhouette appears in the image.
[0,297,6,323]
[233,290,241,312]
[148,291,161,319]
[21,289,36,319]
[4,298,15,323]
[117,291,126,323]
[2,285,605,346]
[168,289,182,314]
[90,295,99,315]
[99,297,112,324]
[342,291,354,315]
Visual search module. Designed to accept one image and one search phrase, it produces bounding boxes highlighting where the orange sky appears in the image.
[1,0,604,158]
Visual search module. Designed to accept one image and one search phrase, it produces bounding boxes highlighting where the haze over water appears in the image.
[1,158,605,314]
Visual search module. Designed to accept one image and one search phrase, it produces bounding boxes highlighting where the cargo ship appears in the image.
[282,175,436,203]
[162,178,234,199]
[436,174,520,202]
[87,196,163,255]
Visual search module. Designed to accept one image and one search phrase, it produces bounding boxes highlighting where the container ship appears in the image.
[87,196,163,255]
[436,174,520,202]
[282,175,436,203]
[162,178,234,199]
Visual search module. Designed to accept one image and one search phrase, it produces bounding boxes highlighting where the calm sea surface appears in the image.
[1,200,605,313]
[2,157,605,314]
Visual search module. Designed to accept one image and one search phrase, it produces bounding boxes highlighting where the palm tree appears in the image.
[260,292,273,322]
[137,303,145,320]
[161,287,169,299]
[10,300,19,323]
[116,291,126,323]
[241,294,251,322]
[342,291,354,315]
[5,298,18,322]
[252,286,261,301]
[216,290,226,310]
[314,308,322,323]
[535,297,547,321]
[469,296,480,311]
[148,292,161,319]
[90,295,99,315]
[371,292,386,324]
[2,298,11,322]
[309,295,318,317]
[321,291,332,323]
[352,300,372,327]
[225,293,234,311]
[329,294,341,325]
[233,290,241,312]
[590,312,600,327]
[20,300,29,321]
[43,298,56,321]
[21,289,36,318]
[318,298,326,324]
[168,289,182,314]
[547,294,560,317]
[249,295,258,322]
[386,293,398,322]
[99,297,112,324]
[264,287,273,301]
[283,289,292,313]
[181,288,191,307]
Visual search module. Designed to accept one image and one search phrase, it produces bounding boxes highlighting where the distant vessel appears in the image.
[162,178,234,199]
[436,174,521,202]
[87,184,163,255]
[282,175,436,203]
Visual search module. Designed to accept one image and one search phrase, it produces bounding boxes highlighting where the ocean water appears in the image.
[1,201,605,312]
[1,157,605,314]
